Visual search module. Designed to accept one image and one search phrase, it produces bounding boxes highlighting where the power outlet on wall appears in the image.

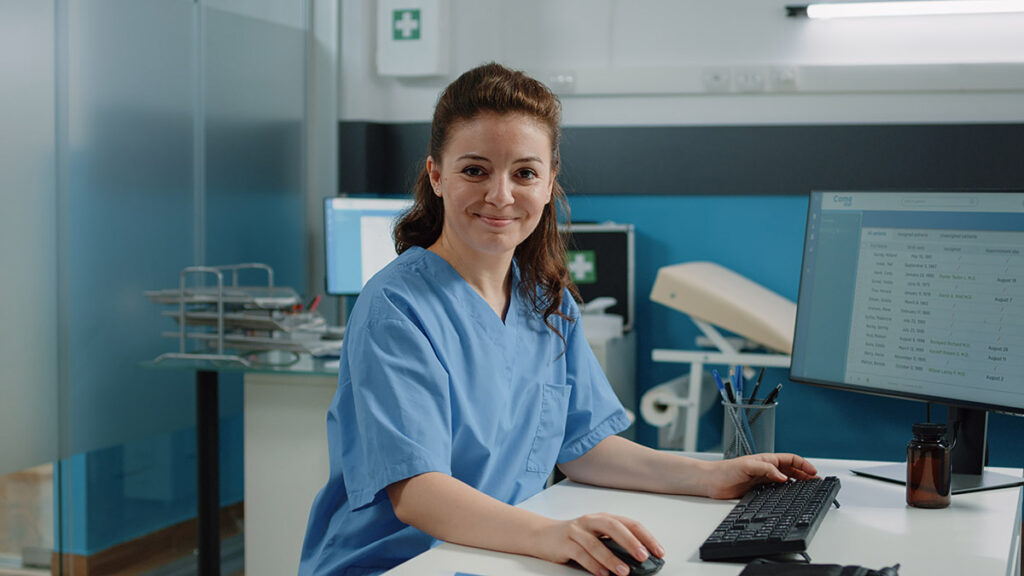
[734,67,767,92]
[702,67,732,93]
[770,67,799,92]
[547,71,577,94]
[702,66,798,94]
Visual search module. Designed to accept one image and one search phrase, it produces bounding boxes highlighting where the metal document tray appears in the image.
[145,285,300,309]
[160,310,324,332]
[162,330,343,356]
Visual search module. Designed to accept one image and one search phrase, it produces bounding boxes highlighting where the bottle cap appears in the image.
[912,422,947,441]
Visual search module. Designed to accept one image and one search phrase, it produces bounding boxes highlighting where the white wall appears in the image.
[339,0,1024,126]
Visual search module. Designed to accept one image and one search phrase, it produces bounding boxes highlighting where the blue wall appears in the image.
[568,194,1024,469]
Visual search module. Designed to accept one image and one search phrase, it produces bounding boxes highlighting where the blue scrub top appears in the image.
[299,246,630,576]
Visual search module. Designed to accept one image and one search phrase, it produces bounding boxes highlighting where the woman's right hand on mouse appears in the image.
[529,513,664,576]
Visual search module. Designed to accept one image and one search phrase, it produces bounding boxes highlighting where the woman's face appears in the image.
[428,111,554,262]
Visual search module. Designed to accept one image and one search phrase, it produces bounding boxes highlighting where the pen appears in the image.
[307,294,322,314]
[714,368,737,404]
[734,367,744,402]
[749,382,782,427]
[713,369,754,455]
[712,369,730,403]
[762,383,783,405]
[751,367,766,401]
[750,382,782,426]
[732,367,758,453]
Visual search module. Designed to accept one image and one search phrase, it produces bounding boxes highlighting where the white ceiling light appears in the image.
[786,0,1024,19]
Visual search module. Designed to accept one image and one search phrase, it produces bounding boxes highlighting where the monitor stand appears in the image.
[851,407,1024,494]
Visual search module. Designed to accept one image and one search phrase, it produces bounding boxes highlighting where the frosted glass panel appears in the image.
[205,4,307,295]
[0,0,58,477]
[67,0,197,455]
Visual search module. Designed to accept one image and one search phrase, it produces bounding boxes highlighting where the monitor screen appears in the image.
[790,190,1024,489]
[791,190,1024,415]
[324,196,413,295]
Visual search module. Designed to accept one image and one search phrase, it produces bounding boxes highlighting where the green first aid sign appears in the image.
[567,250,597,284]
[392,9,421,40]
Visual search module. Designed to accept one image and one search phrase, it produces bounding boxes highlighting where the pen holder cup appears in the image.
[721,400,776,459]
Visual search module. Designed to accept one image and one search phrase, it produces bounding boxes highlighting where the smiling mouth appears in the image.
[476,213,517,226]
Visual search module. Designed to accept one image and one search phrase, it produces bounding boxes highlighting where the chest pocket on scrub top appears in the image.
[526,383,572,474]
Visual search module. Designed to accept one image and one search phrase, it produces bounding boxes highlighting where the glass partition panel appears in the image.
[3,1,312,572]
[0,0,58,481]
[0,1,58,571]
[0,2,57,565]
[66,0,196,457]
[62,0,200,571]
[205,2,307,293]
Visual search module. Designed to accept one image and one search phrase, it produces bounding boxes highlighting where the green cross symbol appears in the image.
[567,250,597,284]
[393,9,421,40]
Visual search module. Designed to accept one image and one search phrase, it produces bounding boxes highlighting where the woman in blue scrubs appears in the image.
[300,62,818,576]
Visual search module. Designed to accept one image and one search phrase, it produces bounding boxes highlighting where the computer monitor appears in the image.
[790,190,1024,493]
[324,196,413,295]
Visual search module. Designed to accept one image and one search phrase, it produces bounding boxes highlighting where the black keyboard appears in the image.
[699,476,841,561]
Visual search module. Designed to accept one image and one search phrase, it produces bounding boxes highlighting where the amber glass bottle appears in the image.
[906,422,951,509]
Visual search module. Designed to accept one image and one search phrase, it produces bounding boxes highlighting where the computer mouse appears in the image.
[601,538,665,576]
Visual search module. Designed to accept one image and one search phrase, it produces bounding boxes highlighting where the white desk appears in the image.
[244,369,337,576]
[385,458,1023,576]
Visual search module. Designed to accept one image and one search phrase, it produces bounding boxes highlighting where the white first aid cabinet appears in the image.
[376,0,449,77]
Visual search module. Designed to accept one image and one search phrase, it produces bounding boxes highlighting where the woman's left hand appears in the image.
[703,453,819,500]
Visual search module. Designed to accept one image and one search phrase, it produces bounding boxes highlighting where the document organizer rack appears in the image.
[147,263,341,366]
[645,262,794,452]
